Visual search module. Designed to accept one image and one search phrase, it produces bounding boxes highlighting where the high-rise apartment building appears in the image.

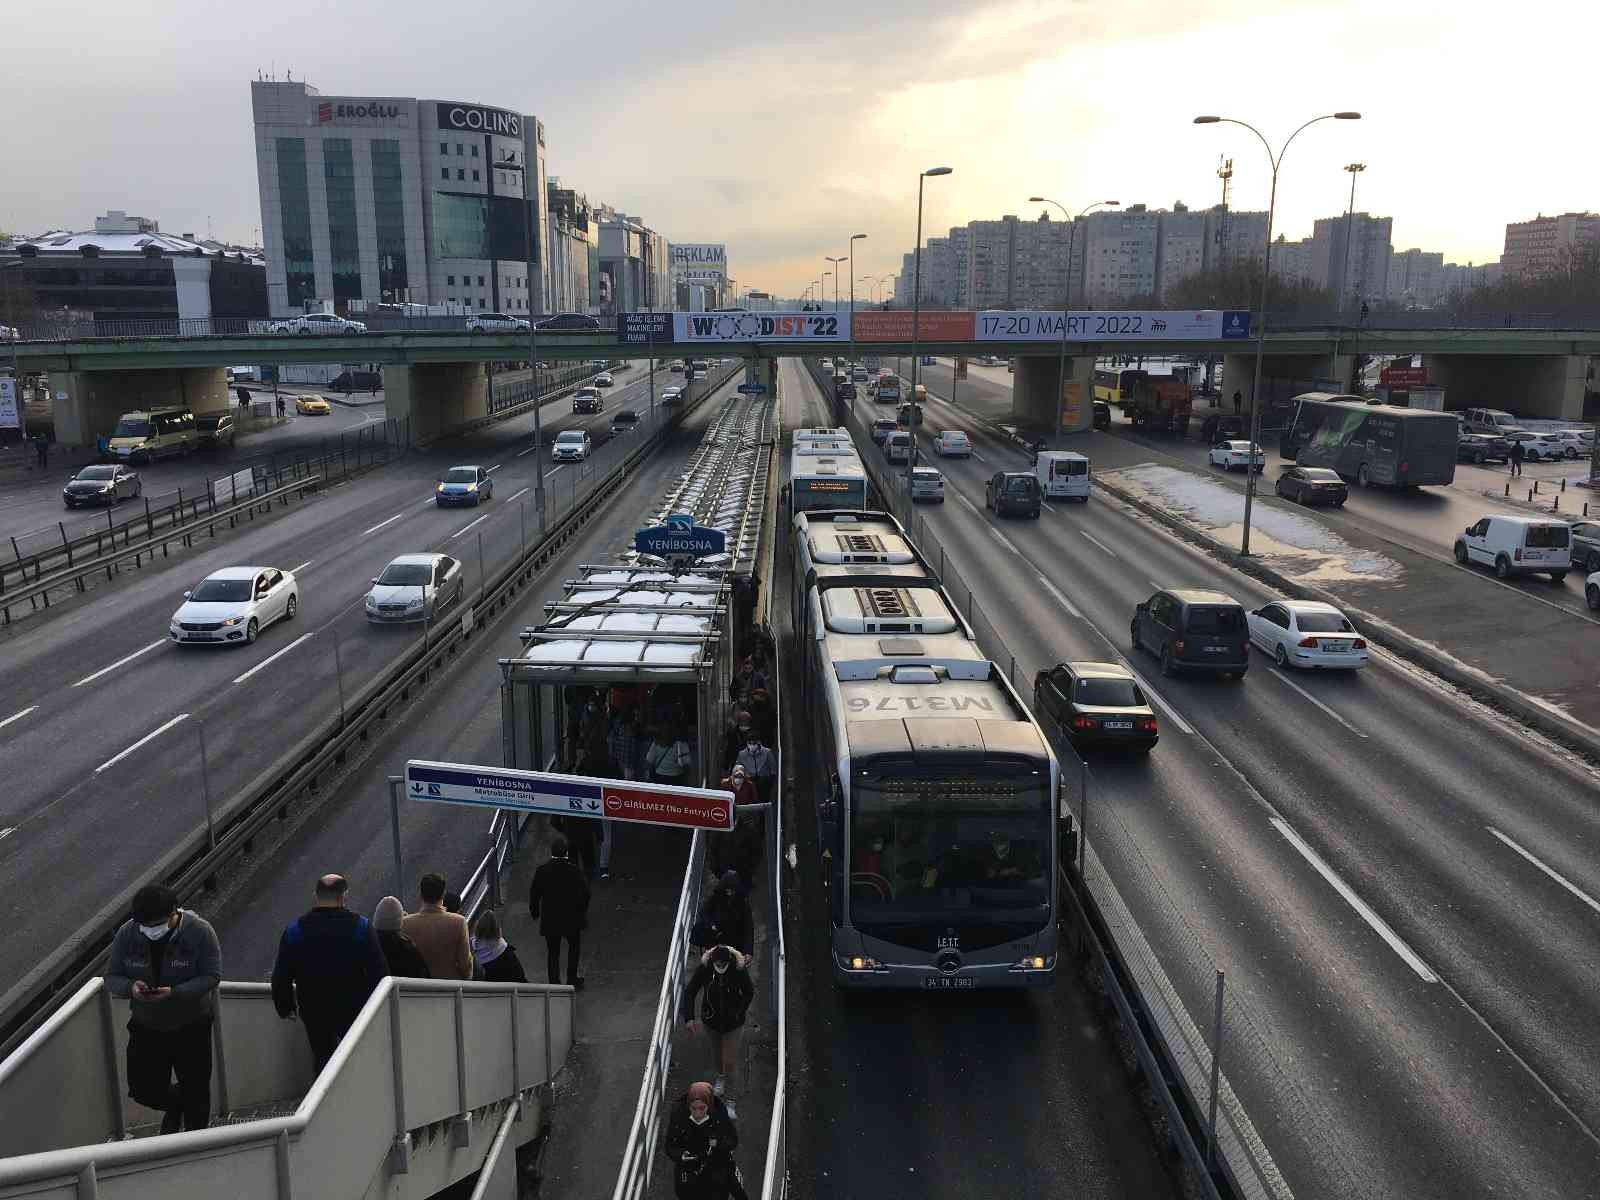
[1310,212,1392,304]
[1081,206,1160,306]
[1387,248,1446,307]
[1156,204,1207,299]
[965,216,1020,308]
[1502,212,1600,277]
[1013,214,1074,308]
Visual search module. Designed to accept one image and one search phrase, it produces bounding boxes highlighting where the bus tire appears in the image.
[1357,464,1371,487]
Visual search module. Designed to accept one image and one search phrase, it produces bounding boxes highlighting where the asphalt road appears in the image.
[832,372,1600,1199]
[0,363,734,995]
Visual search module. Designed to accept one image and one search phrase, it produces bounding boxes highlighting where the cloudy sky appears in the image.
[2,0,1593,298]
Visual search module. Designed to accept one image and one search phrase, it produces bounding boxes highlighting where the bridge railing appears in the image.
[3,314,622,342]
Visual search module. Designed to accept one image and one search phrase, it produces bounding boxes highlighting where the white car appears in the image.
[1246,599,1369,670]
[365,553,464,623]
[1505,432,1567,462]
[1208,440,1265,472]
[660,386,683,404]
[552,429,591,461]
[467,312,530,333]
[170,566,298,646]
[909,466,945,503]
[594,372,615,388]
[932,430,972,457]
[1551,429,1594,458]
[1587,570,1599,611]
[0,324,19,342]
[268,313,366,335]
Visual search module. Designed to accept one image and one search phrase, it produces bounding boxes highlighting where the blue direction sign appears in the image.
[405,759,734,831]
[634,511,726,558]
[736,382,767,395]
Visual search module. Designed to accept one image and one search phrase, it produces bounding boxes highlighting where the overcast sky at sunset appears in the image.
[2,0,1593,299]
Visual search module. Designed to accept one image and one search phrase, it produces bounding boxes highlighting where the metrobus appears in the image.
[793,427,851,447]
[1093,361,1196,408]
[791,510,1061,989]
[1280,393,1459,488]
[790,445,869,513]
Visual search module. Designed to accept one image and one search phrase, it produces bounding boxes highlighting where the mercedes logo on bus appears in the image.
[934,949,963,974]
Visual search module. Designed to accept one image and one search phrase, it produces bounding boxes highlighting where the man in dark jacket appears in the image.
[682,946,756,1118]
[662,1081,746,1200]
[529,836,591,989]
[271,874,389,1070]
[692,872,754,958]
[372,896,431,979]
[104,884,222,1133]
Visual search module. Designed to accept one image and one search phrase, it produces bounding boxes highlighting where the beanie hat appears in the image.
[373,896,406,932]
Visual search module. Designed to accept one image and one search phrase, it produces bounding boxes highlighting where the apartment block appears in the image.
[1502,212,1600,276]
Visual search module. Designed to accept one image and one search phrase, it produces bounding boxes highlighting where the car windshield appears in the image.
[1527,524,1569,548]
[557,432,585,443]
[614,412,637,423]
[913,469,940,480]
[378,562,432,586]
[190,577,253,602]
[444,468,478,484]
[1004,477,1035,495]
[77,466,117,480]
[1186,606,1242,633]
[1075,677,1142,706]
[112,419,150,438]
[1302,469,1341,481]
[1295,612,1354,633]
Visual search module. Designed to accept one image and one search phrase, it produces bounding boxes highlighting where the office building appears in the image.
[596,208,670,313]
[1502,212,1600,277]
[547,179,598,314]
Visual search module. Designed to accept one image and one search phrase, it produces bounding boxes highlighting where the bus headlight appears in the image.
[1014,955,1051,971]
[842,955,882,972]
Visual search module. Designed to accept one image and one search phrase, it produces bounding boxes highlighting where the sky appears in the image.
[2,0,1595,300]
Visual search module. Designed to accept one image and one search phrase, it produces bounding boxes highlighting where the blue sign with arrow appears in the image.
[634,511,726,559]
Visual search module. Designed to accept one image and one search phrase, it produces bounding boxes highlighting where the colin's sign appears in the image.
[436,102,522,138]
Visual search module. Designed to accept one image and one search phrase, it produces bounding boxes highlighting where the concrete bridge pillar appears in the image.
[1013,354,1096,438]
[383,362,490,444]
[1423,354,1588,421]
[54,367,230,447]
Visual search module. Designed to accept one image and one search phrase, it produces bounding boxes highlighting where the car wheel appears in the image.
[1587,584,1599,611]
[1495,555,1511,579]
[245,618,259,644]
[1454,541,1469,564]
[1357,463,1371,487]
[1274,645,1289,669]
[1473,451,1485,464]
[1589,551,1600,574]
[1274,479,1285,497]
[1159,647,1176,678]
[285,593,298,620]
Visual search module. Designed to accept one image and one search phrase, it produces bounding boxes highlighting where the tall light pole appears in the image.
[523,174,545,528]
[908,167,953,484]
[848,233,866,415]
[825,256,847,312]
[1331,162,1367,387]
[1029,197,1118,443]
[1194,111,1360,555]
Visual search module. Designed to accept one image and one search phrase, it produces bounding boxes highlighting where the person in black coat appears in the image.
[529,835,591,989]
[271,874,389,1070]
[662,1081,747,1200]
[471,909,528,983]
[372,896,431,979]
[691,872,754,958]
[682,946,756,1116]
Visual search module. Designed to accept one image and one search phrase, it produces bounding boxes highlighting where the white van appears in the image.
[1035,451,1090,501]
[884,431,912,465]
[1461,408,1523,436]
[1454,514,1572,581]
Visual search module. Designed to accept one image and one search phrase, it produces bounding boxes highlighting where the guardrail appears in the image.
[4,313,623,342]
[0,360,746,1059]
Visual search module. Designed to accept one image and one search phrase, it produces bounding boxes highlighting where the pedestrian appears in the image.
[372,896,431,979]
[552,812,601,881]
[1509,438,1525,477]
[1232,390,1243,415]
[734,730,776,806]
[645,726,692,786]
[444,890,464,915]
[529,835,591,989]
[682,946,756,1120]
[608,708,641,780]
[32,432,47,468]
[708,781,763,900]
[400,872,473,980]
[691,872,754,958]
[663,1081,747,1200]
[275,395,286,418]
[369,377,378,397]
[104,884,222,1134]
[471,909,529,983]
[270,874,388,1071]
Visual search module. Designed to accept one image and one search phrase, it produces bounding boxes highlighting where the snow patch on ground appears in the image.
[1106,463,1403,583]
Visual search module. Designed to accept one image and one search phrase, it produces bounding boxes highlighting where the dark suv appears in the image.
[1131,588,1249,678]
[986,471,1041,518]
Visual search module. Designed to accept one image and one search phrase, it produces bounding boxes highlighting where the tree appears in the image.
[1441,240,1600,319]
[1163,258,1334,317]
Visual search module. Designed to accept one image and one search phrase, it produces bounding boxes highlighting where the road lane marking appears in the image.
[1118,665,1195,735]
[95,713,191,775]
[516,444,539,457]
[72,639,166,687]
[1041,500,1057,513]
[504,486,531,504]
[0,828,13,842]
[1035,575,1084,619]
[0,706,38,731]
[1148,580,1165,592]
[545,466,565,479]
[361,511,407,536]
[971,450,988,463]
[452,513,492,539]
[232,631,316,685]
[1081,530,1118,557]
[1270,816,1438,982]
[289,560,314,574]
[1269,668,1367,739]
[1487,826,1600,917]
[485,463,501,473]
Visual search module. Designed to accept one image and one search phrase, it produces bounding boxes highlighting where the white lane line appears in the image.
[232,631,317,685]
[1120,665,1195,735]
[361,511,407,536]
[1041,500,1057,513]
[72,639,166,688]
[0,706,38,731]
[1269,668,1368,738]
[1487,826,1600,918]
[1271,816,1438,983]
[516,444,539,457]
[1035,575,1084,619]
[1081,530,1118,557]
[545,466,565,479]
[95,713,191,775]
[504,486,531,504]
[484,463,501,473]
[421,497,439,507]
[972,450,988,463]
[1148,580,1165,592]
[0,827,13,842]
[289,560,314,574]
[452,513,492,539]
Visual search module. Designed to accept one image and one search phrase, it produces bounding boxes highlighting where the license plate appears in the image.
[1104,720,1134,730]
[1204,645,1224,653]
[922,976,975,989]
[1322,641,1349,651]
[187,633,216,641]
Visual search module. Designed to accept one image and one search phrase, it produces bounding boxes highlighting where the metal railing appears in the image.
[4,313,622,342]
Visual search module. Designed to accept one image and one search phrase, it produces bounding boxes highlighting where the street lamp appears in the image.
[847,234,866,416]
[1029,197,1119,442]
[1331,162,1367,387]
[825,256,847,312]
[1193,111,1360,555]
[908,167,953,483]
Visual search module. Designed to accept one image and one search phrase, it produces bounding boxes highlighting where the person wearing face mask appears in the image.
[105,884,222,1133]
[663,1080,746,1200]
[691,871,754,959]
[681,946,756,1121]
[733,730,776,807]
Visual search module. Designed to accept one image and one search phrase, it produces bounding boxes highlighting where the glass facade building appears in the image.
[275,137,316,309]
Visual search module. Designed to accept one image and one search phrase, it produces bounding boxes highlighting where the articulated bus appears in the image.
[792,510,1061,989]
[790,444,869,513]
[1281,392,1458,487]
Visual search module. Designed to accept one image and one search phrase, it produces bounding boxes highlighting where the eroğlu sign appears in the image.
[436,102,522,137]
[318,101,403,123]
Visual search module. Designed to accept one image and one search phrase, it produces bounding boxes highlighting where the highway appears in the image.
[810,364,1600,1199]
[0,361,710,997]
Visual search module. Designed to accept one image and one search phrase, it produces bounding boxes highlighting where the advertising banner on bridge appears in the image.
[673,311,850,342]
[619,312,675,345]
[853,310,976,342]
[670,243,727,286]
[975,309,1251,342]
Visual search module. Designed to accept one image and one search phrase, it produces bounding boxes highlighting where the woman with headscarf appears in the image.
[662,1079,746,1200]
[470,909,528,983]
[373,896,431,980]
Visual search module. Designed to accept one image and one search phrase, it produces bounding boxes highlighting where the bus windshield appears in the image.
[848,768,1051,927]
[112,419,150,439]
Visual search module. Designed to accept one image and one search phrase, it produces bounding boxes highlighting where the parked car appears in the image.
[594,372,615,388]
[985,471,1042,518]
[364,553,464,624]
[436,464,494,506]
[467,312,530,333]
[194,412,236,449]
[268,313,366,335]
[573,387,603,414]
[1092,400,1111,430]
[610,409,641,437]
[295,394,332,415]
[1461,407,1523,436]
[1034,661,1158,752]
[108,407,196,462]
[1457,432,1510,464]
[932,429,972,457]
[870,418,899,445]
[1274,466,1348,507]
[1569,519,1600,574]
[1208,440,1265,472]
[909,467,945,503]
[1453,514,1570,581]
[1551,429,1594,458]
[1504,431,1568,462]
[1246,600,1368,670]
[169,566,298,646]
[552,430,591,462]
[63,464,141,508]
[1131,588,1249,679]
[535,313,601,331]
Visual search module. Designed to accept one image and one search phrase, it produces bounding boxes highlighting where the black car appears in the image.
[1092,400,1111,430]
[610,409,640,436]
[835,382,857,402]
[330,370,382,392]
[536,313,602,331]
[64,464,141,507]
[1202,413,1246,445]
[1034,661,1158,752]
[898,402,923,427]
[1131,588,1249,678]
[1457,432,1510,464]
[1274,466,1347,507]
[572,387,603,414]
[986,471,1041,518]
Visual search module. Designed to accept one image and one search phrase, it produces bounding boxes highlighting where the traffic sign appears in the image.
[736,383,767,395]
[634,511,726,558]
[405,759,735,831]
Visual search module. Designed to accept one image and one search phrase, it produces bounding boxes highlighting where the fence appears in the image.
[4,314,623,342]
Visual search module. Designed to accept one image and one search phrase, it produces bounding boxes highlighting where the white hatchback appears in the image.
[552,430,591,461]
[933,430,972,457]
[1247,600,1368,670]
[1209,440,1265,471]
[909,467,945,503]
[170,566,299,646]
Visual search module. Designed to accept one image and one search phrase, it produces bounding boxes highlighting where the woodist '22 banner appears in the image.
[673,312,851,342]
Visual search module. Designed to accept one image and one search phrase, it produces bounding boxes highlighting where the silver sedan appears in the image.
[364,553,465,623]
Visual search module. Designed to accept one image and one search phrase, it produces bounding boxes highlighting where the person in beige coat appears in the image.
[400,872,472,980]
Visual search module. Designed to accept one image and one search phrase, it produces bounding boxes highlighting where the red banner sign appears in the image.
[1380,366,1428,386]
[853,310,976,342]
[601,782,734,831]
